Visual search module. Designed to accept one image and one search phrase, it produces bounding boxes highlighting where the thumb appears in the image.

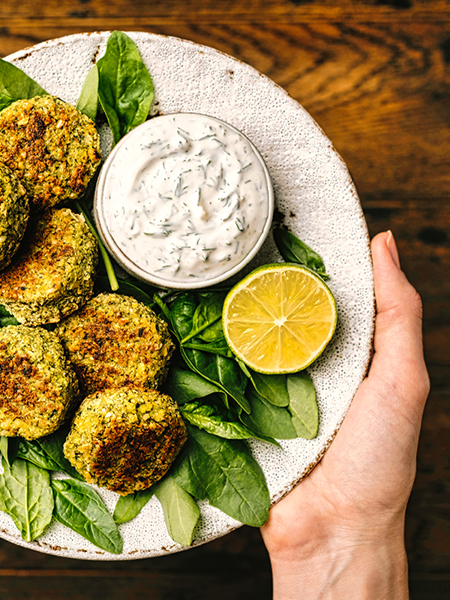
[369,231,429,412]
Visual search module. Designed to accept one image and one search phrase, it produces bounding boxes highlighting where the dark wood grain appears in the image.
[0,0,449,597]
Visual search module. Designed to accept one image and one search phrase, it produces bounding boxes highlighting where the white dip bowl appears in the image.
[94,113,274,289]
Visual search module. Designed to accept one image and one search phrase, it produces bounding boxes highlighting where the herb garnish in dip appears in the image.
[95,113,273,287]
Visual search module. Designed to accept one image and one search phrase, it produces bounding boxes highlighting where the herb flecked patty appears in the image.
[0,208,98,326]
[0,325,80,440]
[0,95,101,210]
[0,162,29,271]
[55,293,175,396]
[64,388,187,495]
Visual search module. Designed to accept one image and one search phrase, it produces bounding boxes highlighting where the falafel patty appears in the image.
[0,208,98,326]
[55,293,175,395]
[0,325,80,440]
[0,95,101,210]
[0,162,29,271]
[64,388,187,494]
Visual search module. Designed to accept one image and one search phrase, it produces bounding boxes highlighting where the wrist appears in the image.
[267,523,409,600]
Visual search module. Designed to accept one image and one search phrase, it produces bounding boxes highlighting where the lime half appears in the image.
[223,264,337,374]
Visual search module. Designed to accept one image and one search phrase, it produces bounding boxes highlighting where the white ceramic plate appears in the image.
[0,32,374,560]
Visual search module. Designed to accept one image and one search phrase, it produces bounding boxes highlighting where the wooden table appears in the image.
[1,1,449,598]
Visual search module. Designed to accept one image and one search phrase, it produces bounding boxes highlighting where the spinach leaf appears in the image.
[153,293,172,321]
[180,401,256,440]
[164,366,225,405]
[182,348,250,414]
[97,31,154,145]
[182,339,233,358]
[0,304,12,317]
[37,427,84,481]
[183,293,225,343]
[153,475,200,546]
[0,305,18,327]
[196,319,225,343]
[52,478,123,554]
[76,64,99,121]
[0,459,53,542]
[0,58,48,112]
[0,437,19,467]
[241,388,297,440]
[238,362,289,407]
[273,227,328,280]
[170,293,197,340]
[0,317,19,327]
[18,439,61,471]
[173,426,270,527]
[251,371,289,407]
[113,488,153,524]
[287,372,319,439]
[0,305,11,317]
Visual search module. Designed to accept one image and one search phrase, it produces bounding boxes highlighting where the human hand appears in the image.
[261,231,430,599]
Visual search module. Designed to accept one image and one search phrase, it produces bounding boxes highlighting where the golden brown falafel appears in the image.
[0,96,101,210]
[0,162,29,271]
[0,208,98,326]
[0,325,80,440]
[55,293,175,396]
[63,387,187,494]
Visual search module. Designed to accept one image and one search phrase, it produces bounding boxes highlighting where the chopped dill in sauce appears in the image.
[102,114,271,283]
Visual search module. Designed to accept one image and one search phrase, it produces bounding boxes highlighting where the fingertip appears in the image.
[371,231,400,272]
[371,231,406,309]
[371,230,423,322]
[369,230,426,388]
[386,231,401,269]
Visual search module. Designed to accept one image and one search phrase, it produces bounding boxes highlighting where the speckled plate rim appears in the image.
[0,31,375,561]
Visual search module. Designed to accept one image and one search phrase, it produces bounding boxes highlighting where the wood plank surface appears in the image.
[0,0,449,598]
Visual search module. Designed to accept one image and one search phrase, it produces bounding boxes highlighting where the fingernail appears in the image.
[386,230,401,269]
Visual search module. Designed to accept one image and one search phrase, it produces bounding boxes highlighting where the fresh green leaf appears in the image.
[287,372,319,439]
[97,31,154,145]
[251,371,290,408]
[239,362,289,407]
[181,401,256,440]
[181,348,250,414]
[241,388,297,440]
[153,475,200,546]
[273,227,328,279]
[170,293,197,340]
[0,305,19,327]
[173,426,270,527]
[153,293,172,321]
[52,478,123,554]
[0,58,48,112]
[36,427,84,481]
[182,293,225,343]
[0,317,19,327]
[17,439,61,471]
[182,339,233,358]
[0,437,20,467]
[164,366,225,405]
[196,319,226,344]
[113,488,153,524]
[233,413,281,447]
[76,64,99,121]
[0,459,53,542]
[0,304,13,317]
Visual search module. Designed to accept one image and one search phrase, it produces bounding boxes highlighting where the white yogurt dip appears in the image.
[95,113,273,288]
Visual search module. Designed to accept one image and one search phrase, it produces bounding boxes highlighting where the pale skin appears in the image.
[261,231,430,599]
